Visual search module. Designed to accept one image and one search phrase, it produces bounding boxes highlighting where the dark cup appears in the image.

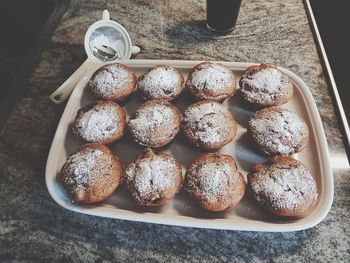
[206,0,242,33]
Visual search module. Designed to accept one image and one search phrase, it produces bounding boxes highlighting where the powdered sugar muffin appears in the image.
[248,107,309,155]
[128,100,182,148]
[239,64,293,107]
[182,100,237,150]
[185,62,236,102]
[72,101,126,144]
[248,156,317,217]
[88,63,137,101]
[60,143,122,203]
[123,148,183,206]
[137,65,185,101]
[185,153,245,212]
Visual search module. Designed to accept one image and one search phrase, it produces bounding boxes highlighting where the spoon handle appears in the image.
[49,59,97,104]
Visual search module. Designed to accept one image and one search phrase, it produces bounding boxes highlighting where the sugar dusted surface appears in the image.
[184,102,234,145]
[189,63,234,97]
[128,103,179,146]
[240,67,290,104]
[250,163,317,211]
[75,104,120,142]
[249,109,307,154]
[197,162,233,201]
[138,66,183,99]
[90,64,130,97]
[124,155,179,202]
[61,148,114,195]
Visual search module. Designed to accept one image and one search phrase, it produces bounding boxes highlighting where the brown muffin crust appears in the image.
[248,107,309,155]
[60,143,122,203]
[184,153,246,212]
[182,100,237,150]
[88,63,137,101]
[123,148,183,206]
[72,101,126,144]
[248,156,317,217]
[128,100,182,148]
[138,65,185,101]
[185,62,236,102]
[239,64,293,107]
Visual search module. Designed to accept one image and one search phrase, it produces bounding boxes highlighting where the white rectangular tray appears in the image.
[46,59,333,232]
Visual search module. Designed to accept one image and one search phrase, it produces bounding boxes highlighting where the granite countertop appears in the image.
[1,0,349,261]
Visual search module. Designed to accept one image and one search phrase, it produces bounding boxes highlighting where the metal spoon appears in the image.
[92,44,118,61]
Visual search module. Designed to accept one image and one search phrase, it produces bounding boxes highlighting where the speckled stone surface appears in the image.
[1,0,349,262]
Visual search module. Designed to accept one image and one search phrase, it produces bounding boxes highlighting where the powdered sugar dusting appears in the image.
[128,103,180,146]
[124,155,179,203]
[251,164,317,210]
[185,154,245,211]
[184,102,234,145]
[89,64,130,97]
[138,66,183,99]
[249,108,308,154]
[240,67,290,104]
[61,148,114,195]
[74,104,121,142]
[198,162,233,200]
[190,64,234,97]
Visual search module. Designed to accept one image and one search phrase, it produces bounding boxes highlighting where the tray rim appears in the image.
[45,59,334,232]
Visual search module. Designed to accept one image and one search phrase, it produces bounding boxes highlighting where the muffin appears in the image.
[60,143,122,203]
[239,64,293,107]
[123,148,183,206]
[184,153,246,212]
[128,100,182,148]
[88,63,137,101]
[248,156,317,217]
[137,65,185,101]
[185,62,236,102]
[72,101,126,144]
[182,100,237,150]
[248,107,309,155]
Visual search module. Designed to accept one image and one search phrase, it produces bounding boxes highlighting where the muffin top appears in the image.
[123,148,183,206]
[137,65,184,101]
[248,156,317,217]
[128,100,182,148]
[185,153,245,212]
[248,107,309,155]
[89,63,137,101]
[186,62,236,101]
[239,64,293,107]
[60,144,121,203]
[72,101,126,144]
[183,100,237,150]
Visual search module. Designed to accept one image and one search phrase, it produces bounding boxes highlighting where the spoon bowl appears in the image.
[92,44,118,61]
